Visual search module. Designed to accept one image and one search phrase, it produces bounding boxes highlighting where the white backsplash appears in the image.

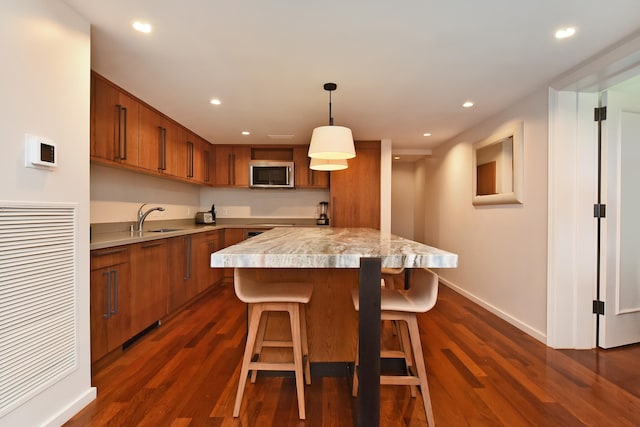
[91,163,329,223]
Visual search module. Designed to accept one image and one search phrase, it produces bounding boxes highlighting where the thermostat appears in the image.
[25,134,57,169]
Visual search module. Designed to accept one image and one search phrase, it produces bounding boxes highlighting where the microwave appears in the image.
[249,161,295,188]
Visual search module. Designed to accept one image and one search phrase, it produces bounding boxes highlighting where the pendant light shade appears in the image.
[308,83,355,161]
[309,157,348,171]
[308,126,355,160]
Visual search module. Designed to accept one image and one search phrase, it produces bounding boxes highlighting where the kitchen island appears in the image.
[211,226,458,426]
[210,226,458,361]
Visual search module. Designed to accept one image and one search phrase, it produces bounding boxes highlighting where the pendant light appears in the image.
[309,157,348,171]
[308,83,356,161]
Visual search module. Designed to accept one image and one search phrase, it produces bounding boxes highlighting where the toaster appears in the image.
[195,211,215,224]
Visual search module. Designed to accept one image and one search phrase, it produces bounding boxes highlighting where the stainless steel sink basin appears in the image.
[148,228,183,233]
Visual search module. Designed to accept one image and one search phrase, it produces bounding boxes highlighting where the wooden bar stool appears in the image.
[351,268,438,426]
[232,269,313,420]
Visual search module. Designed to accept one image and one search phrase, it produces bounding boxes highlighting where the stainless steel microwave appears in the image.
[249,161,295,188]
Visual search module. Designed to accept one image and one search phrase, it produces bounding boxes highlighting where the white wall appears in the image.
[91,163,330,223]
[419,90,549,342]
[0,1,95,425]
[391,161,416,239]
[91,164,202,223]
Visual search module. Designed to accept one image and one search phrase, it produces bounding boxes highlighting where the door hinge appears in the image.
[593,300,605,315]
[594,203,606,218]
[594,106,607,121]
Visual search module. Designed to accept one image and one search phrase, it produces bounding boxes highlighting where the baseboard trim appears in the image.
[438,277,547,344]
[45,387,96,427]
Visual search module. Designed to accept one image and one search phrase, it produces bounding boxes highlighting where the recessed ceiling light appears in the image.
[462,101,474,108]
[210,98,221,105]
[555,27,576,40]
[241,131,250,136]
[393,156,401,160]
[423,133,432,137]
[132,21,152,33]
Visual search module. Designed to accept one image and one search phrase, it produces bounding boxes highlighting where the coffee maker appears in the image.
[317,201,329,226]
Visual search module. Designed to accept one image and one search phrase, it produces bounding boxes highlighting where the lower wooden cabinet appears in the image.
[91,229,227,363]
[168,235,199,311]
[90,246,132,363]
[168,231,224,312]
[196,231,223,293]
[129,240,169,335]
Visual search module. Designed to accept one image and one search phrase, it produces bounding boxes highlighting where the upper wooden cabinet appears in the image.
[213,145,250,187]
[330,141,381,228]
[293,146,329,188]
[92,72,213,186]
[138,104,183,177]
[180,130,213,185]
[91,74,140,166]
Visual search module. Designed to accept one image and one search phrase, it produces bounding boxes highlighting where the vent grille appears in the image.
[0,204,77,416]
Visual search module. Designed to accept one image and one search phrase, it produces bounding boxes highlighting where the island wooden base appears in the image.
[237,268,360,363]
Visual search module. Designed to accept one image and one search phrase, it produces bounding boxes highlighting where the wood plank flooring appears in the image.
[64,281,640,426]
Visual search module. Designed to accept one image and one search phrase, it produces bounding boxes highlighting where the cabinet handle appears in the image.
[103,270,111,319]
[158,126,167,171]
[92,247,127,257]
[111,269,119,315]
[204,150,210,182]
[115,105,128,161]
[121,106,128,160]
[187,141,194,178]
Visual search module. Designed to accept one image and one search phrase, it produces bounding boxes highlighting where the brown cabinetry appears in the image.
[90,246,132,363]
[293,146,329,188]
[138,104,181,176]
[91,74,139,166]
[330,141,381,228]
[196,231,223,293]
[168,235,199,312]
[180,130,213,184]
[168,231,223,312]
[129,240,169,333]
[213,145,250,186]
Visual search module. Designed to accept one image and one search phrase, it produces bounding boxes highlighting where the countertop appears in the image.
[210,227,459,269]
[89,218,318,250]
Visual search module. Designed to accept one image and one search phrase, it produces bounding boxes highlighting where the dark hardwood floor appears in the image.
[64,281,640,426]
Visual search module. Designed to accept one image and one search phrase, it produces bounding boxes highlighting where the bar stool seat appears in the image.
[232,269,313,420]
[351,268,438,426]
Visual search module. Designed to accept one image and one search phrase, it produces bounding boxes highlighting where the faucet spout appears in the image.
[137,203,165,232]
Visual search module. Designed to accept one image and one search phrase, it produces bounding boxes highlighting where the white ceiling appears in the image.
[63,0,640,152]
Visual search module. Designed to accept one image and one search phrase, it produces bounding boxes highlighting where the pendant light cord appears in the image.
[328,89,334,126]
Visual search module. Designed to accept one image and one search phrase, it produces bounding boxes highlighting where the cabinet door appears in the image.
[330,141,381,228]
[130,240,169,333]
[168,236,198,312]
[139,105,179,175]
[214,145,250,186]
[293,146,329,188]
[201,140,213,185]
[90,248,131,363]
[195,231,222,293]
[89,267,110,362]
[91,74,139,166]
[180,130,209,183]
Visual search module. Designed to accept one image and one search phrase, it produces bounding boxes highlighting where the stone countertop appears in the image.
[89,218,319,250]
[210,227,459,269]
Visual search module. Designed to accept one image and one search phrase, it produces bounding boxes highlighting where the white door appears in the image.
[599,90,640,348]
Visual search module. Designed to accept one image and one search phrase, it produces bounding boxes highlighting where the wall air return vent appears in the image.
[0,203,77,416]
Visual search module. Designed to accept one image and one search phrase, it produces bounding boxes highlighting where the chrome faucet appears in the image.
[137,203,165,232]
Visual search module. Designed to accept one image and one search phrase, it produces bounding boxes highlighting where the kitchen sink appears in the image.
[148,228,183,233]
